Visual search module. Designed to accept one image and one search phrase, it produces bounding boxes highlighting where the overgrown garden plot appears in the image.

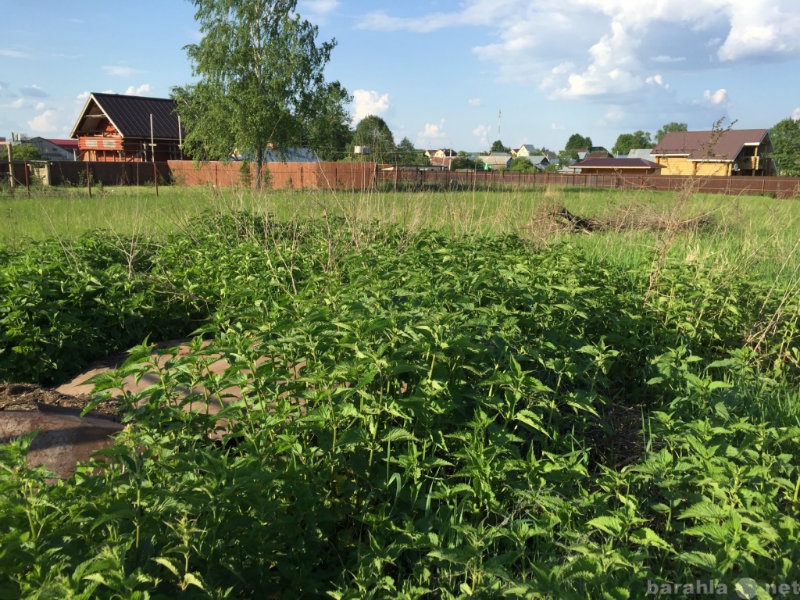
[1,199,799,598]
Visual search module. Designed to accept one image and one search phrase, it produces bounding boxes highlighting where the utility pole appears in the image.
[150,113,158,196]
[2,141,13,193]
[498,109,502,140]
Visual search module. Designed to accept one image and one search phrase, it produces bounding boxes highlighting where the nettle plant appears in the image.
[1,214,798,599]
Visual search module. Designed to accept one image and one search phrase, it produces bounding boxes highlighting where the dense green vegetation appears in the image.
[1,190,799,598]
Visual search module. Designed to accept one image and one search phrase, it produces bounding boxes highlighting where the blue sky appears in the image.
[2,0,800,153]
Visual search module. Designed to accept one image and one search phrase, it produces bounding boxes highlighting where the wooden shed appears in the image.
[70,93,184,162]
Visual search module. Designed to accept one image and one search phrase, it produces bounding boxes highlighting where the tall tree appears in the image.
[564,133,592,159]
[300,81,352,161]
[351,115,395,164]
[612,130,653,156]
[770,117,800,176]
[395,137,427,165]
[490,139,510,153]
[173,0,346,188]
[656,122,688,143]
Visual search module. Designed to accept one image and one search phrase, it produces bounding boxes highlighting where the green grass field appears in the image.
[3,184,800,284]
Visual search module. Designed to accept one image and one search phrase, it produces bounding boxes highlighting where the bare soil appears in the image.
[0,382,123,419]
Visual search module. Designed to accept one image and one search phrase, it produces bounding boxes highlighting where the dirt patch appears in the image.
[0,340,195,479]
[0,383,125,480]
[0,382,123,419]
[0,338,254,479]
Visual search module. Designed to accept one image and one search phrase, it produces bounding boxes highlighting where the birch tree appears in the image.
[173,0,348,188]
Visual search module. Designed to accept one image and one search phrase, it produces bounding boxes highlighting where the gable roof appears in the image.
[569,157,664,170]
[626,148,654,160]
[652,129,771,161]
[70,92,184,140]
[481,152,512,166]
[49,139,79,151]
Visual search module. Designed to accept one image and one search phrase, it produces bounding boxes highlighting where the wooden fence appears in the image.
[4,160,800,199]
[374,169,800,199]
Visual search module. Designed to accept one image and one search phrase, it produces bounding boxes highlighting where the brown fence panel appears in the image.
[168,161,243,187]
[21,160,800,198]
[41,161,170,187]
[167,160,378,190]
[373,169,800,198]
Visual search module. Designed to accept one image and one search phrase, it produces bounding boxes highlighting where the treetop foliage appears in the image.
[490,140,511,153]
[656,122,688,143]
[769,117,800,176]
[351,115,395,163]
[612,130,654,156]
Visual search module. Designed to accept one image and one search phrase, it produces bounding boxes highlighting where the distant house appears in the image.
[513,144,538,158]
[568,157,665,175]
[425,148,456,159]
[625,148,655,160]
[424,148,456,169]
[24,137,79,161]
[651,129,776,176]
[527,154,550,171]
[481,152,512,169]
[70,92,185,162]
[575,146,612,160]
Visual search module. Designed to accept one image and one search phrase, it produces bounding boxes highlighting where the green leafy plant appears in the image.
[1,206,799,598]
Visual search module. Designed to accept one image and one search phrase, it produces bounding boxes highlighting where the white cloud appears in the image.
[361,0,800,102]
[703,88,728,105]
[792,107,800,120]
[717,0,800,60]
[124,84,152,96]
[0,48,28,59]
[358,10,463,33]
[9,98,25,109]
[472,124,492,147]
[102,65,141,77]
[468,98,482,107]
[651,55,686,64]
[27,109,59,133]
[351,89,390,123]
[646,74,669,89]
[20,85,47,98]
[299,0,338,20]
[418,121,447,143]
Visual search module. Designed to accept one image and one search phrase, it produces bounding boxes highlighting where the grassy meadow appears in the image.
[4,183,800,282]
[1,183,800,598]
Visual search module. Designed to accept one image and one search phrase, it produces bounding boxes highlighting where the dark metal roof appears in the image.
[571,157,664,169]
[652,129,771,161]
[70,92,184,140]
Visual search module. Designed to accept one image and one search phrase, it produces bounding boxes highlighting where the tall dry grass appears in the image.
[2,184,799,287]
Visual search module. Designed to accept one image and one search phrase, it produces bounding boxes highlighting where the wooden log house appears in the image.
[70,92,184,162]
